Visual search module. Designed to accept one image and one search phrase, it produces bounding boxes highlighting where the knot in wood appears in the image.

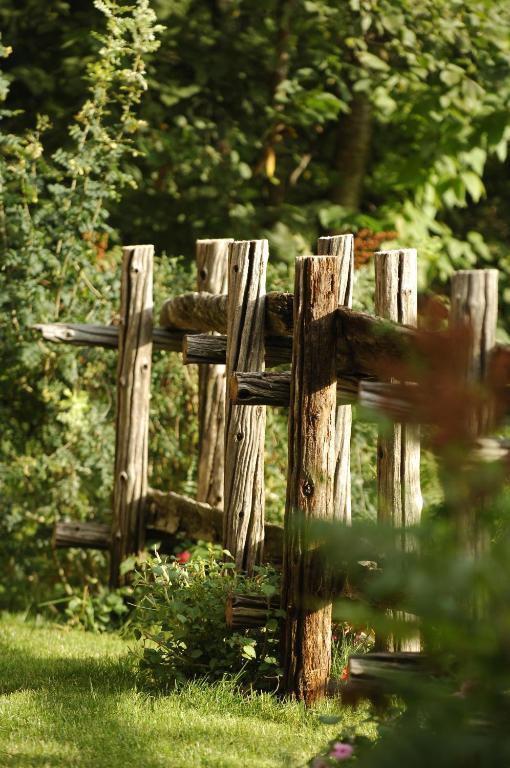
[199,268,207,281]
[302,479,314,498]
[120,470,128,481]
[235,431,244,442]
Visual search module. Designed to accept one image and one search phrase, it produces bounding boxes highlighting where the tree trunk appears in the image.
[331,96,372,211]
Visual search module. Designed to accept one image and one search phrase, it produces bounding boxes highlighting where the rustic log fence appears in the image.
[35,234,507,705]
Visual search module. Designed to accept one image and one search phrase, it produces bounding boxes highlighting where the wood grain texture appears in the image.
[110,245,153,587]
[450,270,498,560]
[183,333,292,367]
[54,521,111,550]
[318,235,354,524]
[34,322,185,352]
[375,249,422,653]
[196,239,232,507]
[450,269,498,436]
[281,254,339,706]
[147,489,283,564]
[223,240,268,572]
[181,303,419,379]
[230,371,359,407]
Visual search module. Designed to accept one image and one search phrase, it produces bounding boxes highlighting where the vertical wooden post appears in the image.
[450,269,498,557]
[110,245,154,587]
[317,235,354,523]
[196,238,232,508]
[375,249,422,650]
[282,254,339,705]
[223,240,268,572]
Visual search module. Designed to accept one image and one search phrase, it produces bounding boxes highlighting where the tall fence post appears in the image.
[223,240,268,572]
[450,269,498,557]
[282,254,339,705]
[318,235,354,523]
[375,248,422,650]
[196,238,232,508]
[110,245,154,587]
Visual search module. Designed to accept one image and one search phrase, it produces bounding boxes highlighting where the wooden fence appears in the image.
[36,235,508,705]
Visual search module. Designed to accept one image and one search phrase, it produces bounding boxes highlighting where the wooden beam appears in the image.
[318,235,354,524]
[375,249,422,654]
[282,254,339,706]
[450,270,498,563]
[181,305,418,379]
[110,245,154,587]
[229,371,359,407]
[196,239,232,507]
[183,333,292,368]
[54,521,110,550]
[160,290,293,337]
[34,322,184,353]
[147,489,283,563]
[223,240,267,572]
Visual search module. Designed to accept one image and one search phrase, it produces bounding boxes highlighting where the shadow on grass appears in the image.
[0,637,133,695]
[0,634,165,768]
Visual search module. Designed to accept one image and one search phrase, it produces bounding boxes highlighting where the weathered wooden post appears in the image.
[110,244,154,587]
[196,239,232,508]
[375,248,422,651]
[450,269,498,558]
[223,240,268,572]
[318,235,354,523]
[281,254,339,705]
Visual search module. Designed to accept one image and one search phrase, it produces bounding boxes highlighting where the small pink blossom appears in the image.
[176,550,191,564]
[329,742,354,761]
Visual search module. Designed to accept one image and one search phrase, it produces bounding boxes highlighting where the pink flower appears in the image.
[176,550,191,564]
[329,742,354,761]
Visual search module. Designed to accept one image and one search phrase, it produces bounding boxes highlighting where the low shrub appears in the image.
[129,545,283,689]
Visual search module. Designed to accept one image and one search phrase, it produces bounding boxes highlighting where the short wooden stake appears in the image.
[223,240,268,572]
[196,239,232,507]
[281,254,339,705]
[375,249,422,651]
[110,245,154,587]
[318,235,354,523]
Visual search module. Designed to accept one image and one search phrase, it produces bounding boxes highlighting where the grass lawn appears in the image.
[0,614,372,768]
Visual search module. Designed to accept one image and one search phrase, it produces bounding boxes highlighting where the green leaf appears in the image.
[242,645,257,660]
[461,171,485,203]
[357,51,389,72]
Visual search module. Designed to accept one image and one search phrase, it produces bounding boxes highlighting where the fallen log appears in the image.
[147,489,284,564]
[34,322,185,353]
[54,521,111,550]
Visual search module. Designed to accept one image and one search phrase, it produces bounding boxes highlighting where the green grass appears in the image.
[0,614,372,768]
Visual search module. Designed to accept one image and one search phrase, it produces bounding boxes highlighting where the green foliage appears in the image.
[130,547,282,688]
[1,614,371,768]
[0,1,164,608]
[39,583,132,632]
